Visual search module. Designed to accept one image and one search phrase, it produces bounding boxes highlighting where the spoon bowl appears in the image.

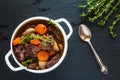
[79,24,91,42]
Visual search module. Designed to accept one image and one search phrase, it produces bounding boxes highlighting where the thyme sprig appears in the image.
[109,13,120,38]
[79,0,120,38]
[98,0,120,26]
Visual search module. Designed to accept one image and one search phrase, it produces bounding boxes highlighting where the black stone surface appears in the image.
[0,0,120,80]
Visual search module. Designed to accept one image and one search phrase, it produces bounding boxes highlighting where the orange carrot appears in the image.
[49,50,55,56]
[35,24,47,35]
[12,37,21,46]
[37,51,49,61]
[30,39,40,45]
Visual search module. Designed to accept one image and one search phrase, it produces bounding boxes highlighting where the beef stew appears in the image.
[12,19,64,70]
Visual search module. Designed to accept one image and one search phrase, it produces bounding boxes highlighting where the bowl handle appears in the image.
[5,50,24,71]
[54,18,73,40]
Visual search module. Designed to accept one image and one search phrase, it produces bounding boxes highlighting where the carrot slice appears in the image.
[30,39,40,45]
[12,37,21,46]
[35,24,47,35]
[37,51,49,61]
[49,50,55,56]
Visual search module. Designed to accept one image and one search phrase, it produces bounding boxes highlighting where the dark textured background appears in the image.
[0,0,120,80]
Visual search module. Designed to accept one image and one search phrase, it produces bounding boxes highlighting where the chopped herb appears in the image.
[21,59,34,66]
[43,42,47,47]
[20,34,34,44]
[48,19,58,28]
[19,33,54,44]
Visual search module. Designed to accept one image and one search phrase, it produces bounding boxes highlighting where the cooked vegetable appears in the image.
[49,50,55,56]
[37,51,49,61]
[23,28,35,35]
[53,41,59,51]
[30,39,40,45]
[35,24,47,35]
[59,44,63,50]
[79,0,120,38]
[12,37,21,46]
[38,61,47,69]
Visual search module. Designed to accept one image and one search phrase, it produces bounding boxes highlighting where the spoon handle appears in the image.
[88,41,108,75]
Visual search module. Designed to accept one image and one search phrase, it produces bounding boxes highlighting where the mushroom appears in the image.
[23,28,35,35]
[58,44,63,50]
[53,41,59,51]
[38,61,47,69]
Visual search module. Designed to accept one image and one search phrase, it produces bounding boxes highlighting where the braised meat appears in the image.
[12,20,64,70]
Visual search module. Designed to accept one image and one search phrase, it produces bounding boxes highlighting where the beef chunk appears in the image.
[13,45,25,62]
[40,41,53,51]
[14,45,23,53]
[47,54,60,68]
[31,42,53,54]
[31,45,41,56]
[47,26,61,42]
[23,44,35,58]
[28,63,40,70]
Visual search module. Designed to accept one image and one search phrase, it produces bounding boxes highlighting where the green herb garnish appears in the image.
[19,33,54,45]
[21,59,34,66]
[48,19,57,27]
[20,34,33,44]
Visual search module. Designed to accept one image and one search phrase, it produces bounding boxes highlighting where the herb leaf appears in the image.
[21,59,34,66]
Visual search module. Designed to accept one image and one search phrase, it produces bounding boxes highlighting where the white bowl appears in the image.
[5,16,73,73]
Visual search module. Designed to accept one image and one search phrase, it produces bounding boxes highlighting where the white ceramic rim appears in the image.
[10,16,68,73]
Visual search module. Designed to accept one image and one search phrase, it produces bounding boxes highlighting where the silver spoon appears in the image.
[78,24,108,75]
